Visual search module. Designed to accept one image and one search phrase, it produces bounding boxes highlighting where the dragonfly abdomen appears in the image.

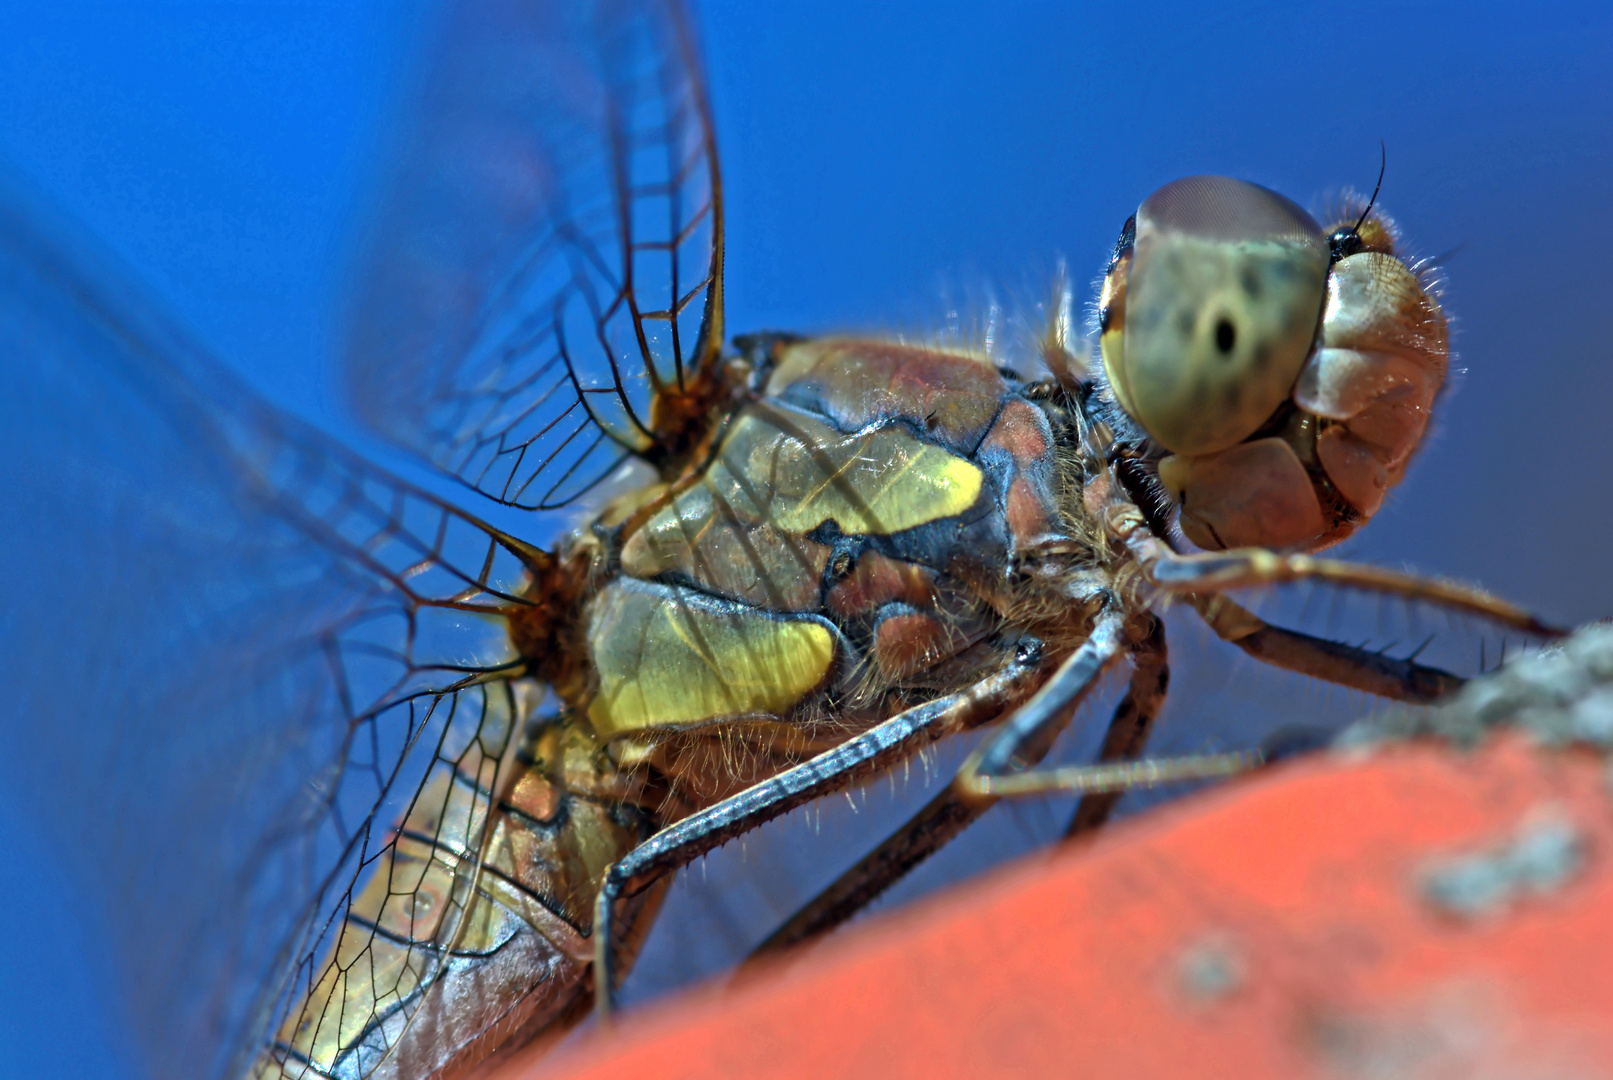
[257,723,662,1079]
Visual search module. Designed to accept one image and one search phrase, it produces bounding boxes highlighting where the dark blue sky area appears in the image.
[0,3,1607,1077]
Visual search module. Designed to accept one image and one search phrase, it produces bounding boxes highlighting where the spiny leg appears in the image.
[741,507,1542,964]
[1063,613,1168,838]
[748,591,1454,961]
[954,611,1256,803]
[1190,593,1463,703]
[1032,518,1504,795]
[1108,505,1563,638]
[748,612,1136,961]
[592,642,1053,1021]
[964,502,1554,794]
[750,589,1471,963]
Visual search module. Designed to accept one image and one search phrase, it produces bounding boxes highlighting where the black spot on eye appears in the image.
[1215,318,1237,355]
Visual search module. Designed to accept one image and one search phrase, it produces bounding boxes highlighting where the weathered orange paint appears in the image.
[503,736,1613,1080]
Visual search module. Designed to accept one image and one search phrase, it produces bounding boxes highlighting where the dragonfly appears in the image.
[0,2,1571,1079]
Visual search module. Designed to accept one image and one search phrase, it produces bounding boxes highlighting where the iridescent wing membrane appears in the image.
[0,2,721,1077]
[346,0,724,510]
[0,178,545,1080]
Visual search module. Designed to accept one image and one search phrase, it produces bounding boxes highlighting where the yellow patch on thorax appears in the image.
[586,581,837,737]
[637,406,982,544]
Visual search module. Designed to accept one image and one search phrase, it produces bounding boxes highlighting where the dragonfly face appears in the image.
[1099,175,1449,551]
[0,4,1596,1080]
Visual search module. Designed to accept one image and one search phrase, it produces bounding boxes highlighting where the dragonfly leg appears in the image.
[1063,613,1168,838]
[746,780,983,964]
[1190,593,1463,703]
[1109,505,1563,637]
[745,591,1476,963]
[746,613,1156,960]
[949,614,1257,804]
[591,636,1056,1021]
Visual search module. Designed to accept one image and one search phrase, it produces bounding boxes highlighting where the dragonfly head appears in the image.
[1098,176,1448,552]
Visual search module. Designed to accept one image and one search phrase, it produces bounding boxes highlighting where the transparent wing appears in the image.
[346,0,725,510]
[0,182,543,1080]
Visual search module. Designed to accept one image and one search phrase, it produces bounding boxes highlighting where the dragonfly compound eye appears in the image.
[1100,176,1329,456]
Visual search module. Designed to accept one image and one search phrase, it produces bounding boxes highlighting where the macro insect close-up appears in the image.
[1,3,1608,1079]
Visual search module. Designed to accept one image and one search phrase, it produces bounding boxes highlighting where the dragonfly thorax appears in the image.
[547,335,1109,809]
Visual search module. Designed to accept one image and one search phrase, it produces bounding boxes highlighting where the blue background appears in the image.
[0,2,1608,1076]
